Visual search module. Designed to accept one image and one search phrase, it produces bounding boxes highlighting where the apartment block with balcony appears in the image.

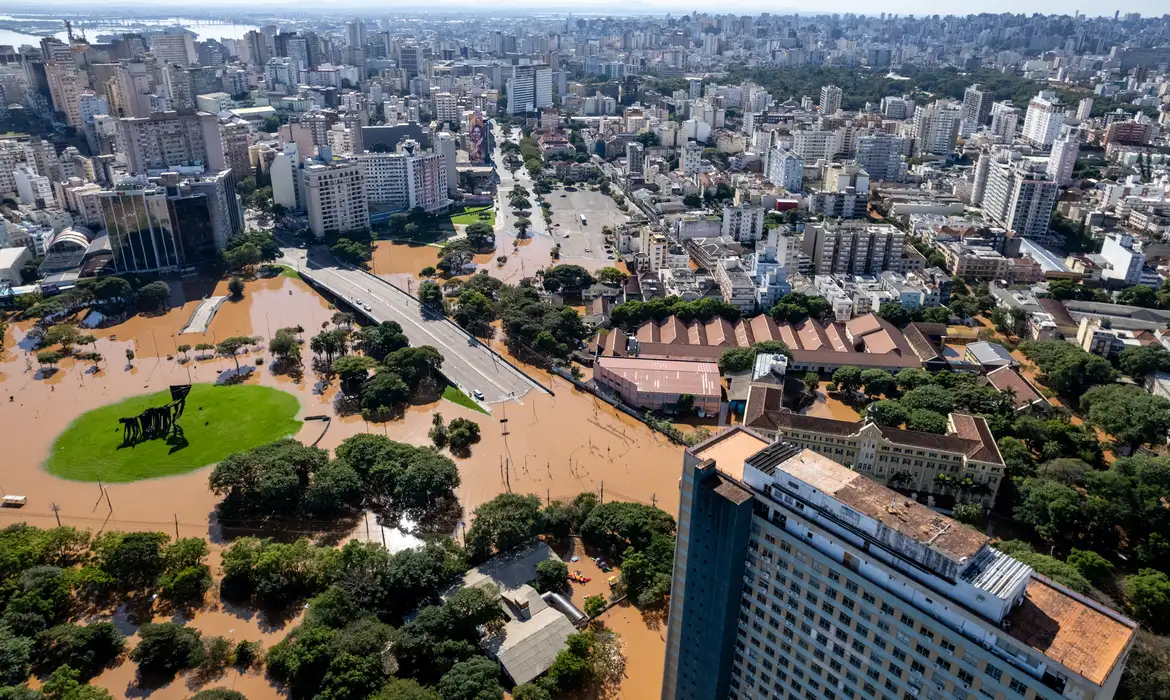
[663,430,1137,700]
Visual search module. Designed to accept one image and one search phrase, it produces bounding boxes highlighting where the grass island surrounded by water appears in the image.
[45,383,302,482]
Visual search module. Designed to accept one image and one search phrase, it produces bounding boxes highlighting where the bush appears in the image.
[951,503,983,526]
[1067,548,1114,587]
[1123,569,1170,633]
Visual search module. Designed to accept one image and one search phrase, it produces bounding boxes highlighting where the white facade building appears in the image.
[1022,90,1065,148]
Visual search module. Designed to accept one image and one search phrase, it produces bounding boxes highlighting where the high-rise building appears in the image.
[506,64,552,115]
[434,92,459,125]
[354,139,450,214]
[220,122,253,179]
[879,95,913,120]
[243,30,270,68]
[959,83,991,136]
[855,135,906,182]
[982,153,1059,239]
[765,147,803,191]
[1022,91,1065,148]
[626,141,645,176]
[989,102,1019,140]
[1076,97,1094,121]
[661,429,1137,700]
[819,84,843,114]
[302,160,369,237]
[151,33,196,67]
[44,61,87,128]
[1047,134,1079,186]
[117,109,226,174]
[435,131,458,195]
[270,142,300,212]
[911,102,960,156]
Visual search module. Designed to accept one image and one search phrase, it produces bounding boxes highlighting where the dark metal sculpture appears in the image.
[119,384,191,446]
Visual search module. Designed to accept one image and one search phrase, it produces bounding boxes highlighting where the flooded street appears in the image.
[2,272,682,699]
[801,381,862,422]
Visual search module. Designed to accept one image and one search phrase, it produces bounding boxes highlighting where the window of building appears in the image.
[1008,679,1028,695]
[985,665,1002,682]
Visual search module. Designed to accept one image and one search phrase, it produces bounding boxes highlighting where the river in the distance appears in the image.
[0,17,258,49]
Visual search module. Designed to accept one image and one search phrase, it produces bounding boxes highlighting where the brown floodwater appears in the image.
[1,274,682,699]
[801,381,862,422]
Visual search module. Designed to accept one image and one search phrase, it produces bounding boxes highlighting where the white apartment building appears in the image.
[45,61,87,128]
[819,85,843,114]
[982,154,1058,239]
[270,142,300,212]
[1022,91,1065,148]
[302,161,370,237]
[1046,135,1078,186]
[959,84,990,137]
[911,102,960,156]
[1099,233,1146,286]
[802,222,905,276]
[766,147,803,191]
[664,430,1137,700]
[434,92,459,125]
[723,205,766,244]
[714,259,758,312]
[354,140,451,214]
[14,167,55,206]
[792,129,847,162]
[682,141,704,175]
[507,64,552,115]
[989,102,1019,140]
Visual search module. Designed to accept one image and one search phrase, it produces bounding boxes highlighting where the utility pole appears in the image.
[600,481,604,504]
[51,503,61,527]
[174,513,179,539]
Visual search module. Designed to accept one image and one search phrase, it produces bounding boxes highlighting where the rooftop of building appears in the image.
[748,444,989,563]
[984,366,1047,410]
[595,356,721,398]
[691,427,771,482]
[1005,576,1137,687]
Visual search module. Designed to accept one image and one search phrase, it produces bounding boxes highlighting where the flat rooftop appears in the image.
[751,446,988,564]
[690,427,771,482]
[596,357,720,398]
[1006,577,1136,686]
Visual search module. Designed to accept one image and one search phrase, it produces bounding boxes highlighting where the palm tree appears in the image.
[310,334,327,358]
[332,311,355,329]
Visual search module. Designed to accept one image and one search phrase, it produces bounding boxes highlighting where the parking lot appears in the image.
[546,186,629,264]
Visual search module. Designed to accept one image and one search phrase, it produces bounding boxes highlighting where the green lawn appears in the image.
[450,205,495,227]
[278,265,302,280]
[45,384,302,482]
[442,385,489,414]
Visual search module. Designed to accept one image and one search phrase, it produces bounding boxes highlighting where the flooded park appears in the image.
[0,269,682,699]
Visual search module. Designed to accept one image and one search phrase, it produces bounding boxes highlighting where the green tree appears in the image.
[130,623,204,678]
[446,417,481,455]
[419,280,444,309]
[332,355,377,395]
[831,366,862,393]
[994,541,1091,594]
[137,281,171,312]
[39,664,114,700]
[216,335,258,372]
[0,626,32,686]
[876,301,913,328]
[906,409,948,434]
[900,384,954,415]
[1119,344,1170,379]
[859,369,896,398]
[465,222,494,250]
[1120,285,1158,308]
[32,623,124,679]
[354,321,409,362]
[1020,340,1117,399]
[1013,479,1085,543]
[1067,548,1115,587]
[584,594,607,618]
[375,679,441,700]
[437,658,503,700]
[1081,384,1170,454]
[227,276,245,299]
[533,559,569,593]
[190,690,249,700]
[465,494,544,561]
[1124,569,1170,632]
[95,531,169,592]
[868,400,907,428]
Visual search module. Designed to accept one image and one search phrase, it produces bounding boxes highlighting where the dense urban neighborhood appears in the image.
[2,5,1170,700]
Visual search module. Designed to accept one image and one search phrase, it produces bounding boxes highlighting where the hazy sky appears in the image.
[4,0,1165,18]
